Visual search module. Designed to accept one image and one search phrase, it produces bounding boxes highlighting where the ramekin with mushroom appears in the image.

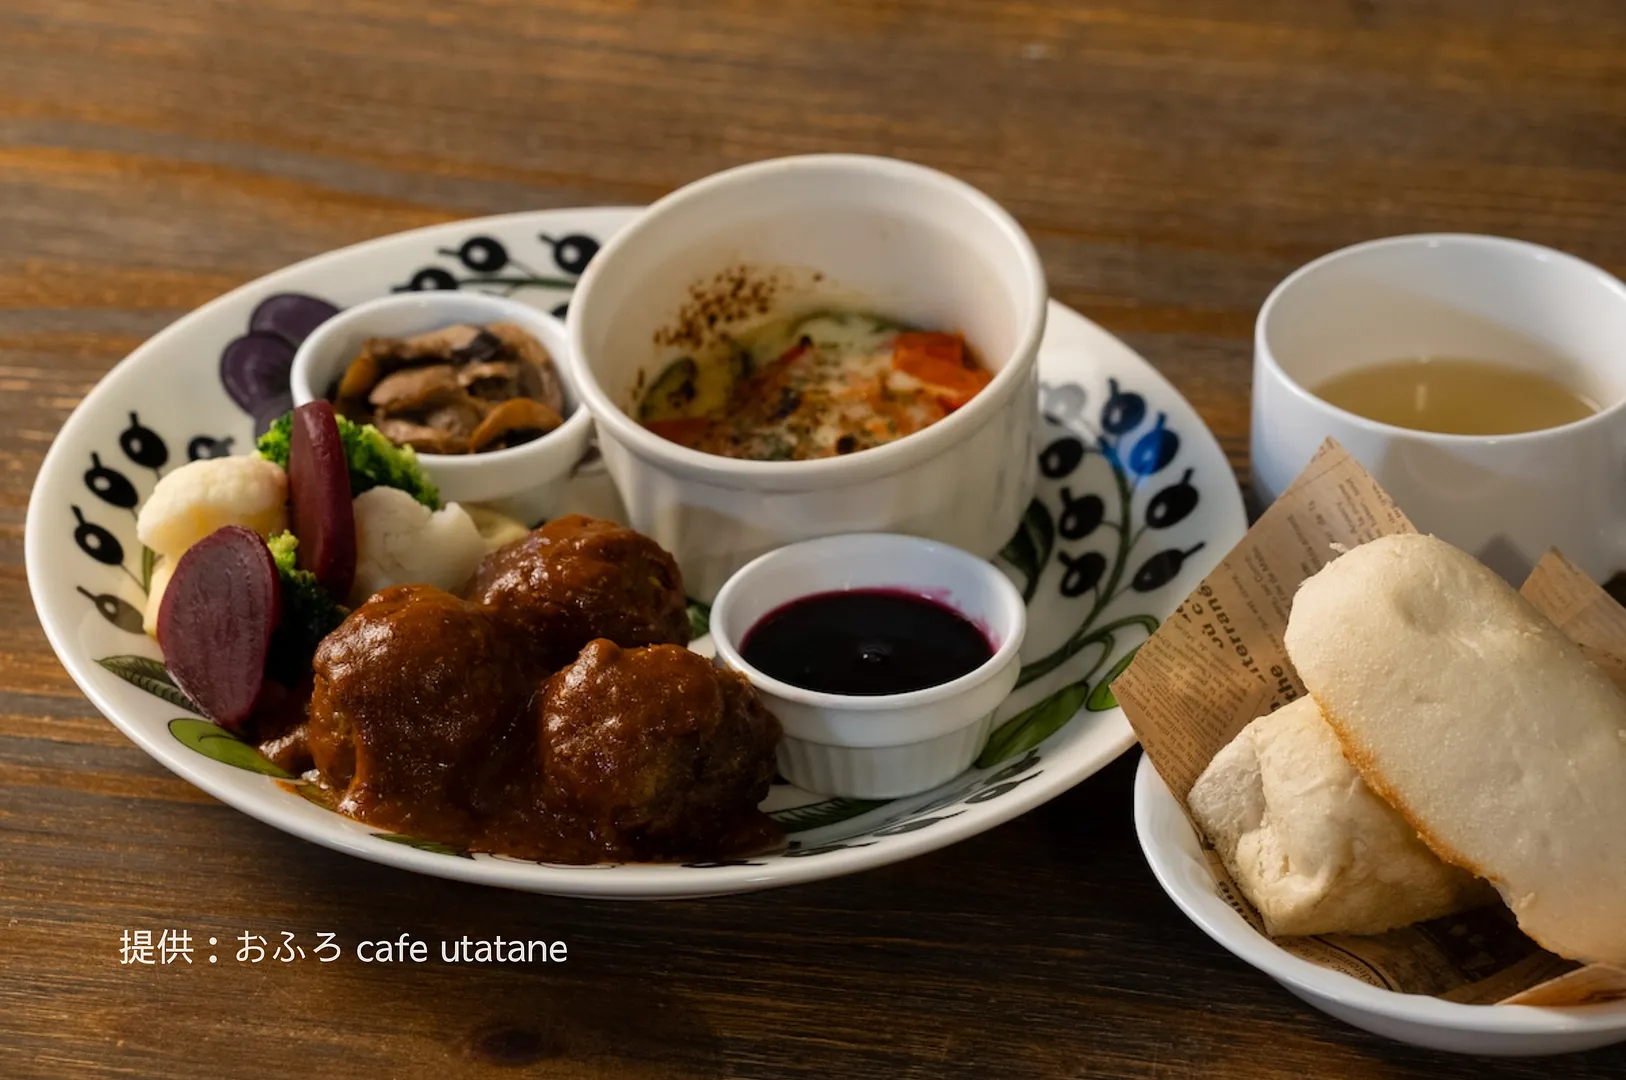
[291,293,594,523]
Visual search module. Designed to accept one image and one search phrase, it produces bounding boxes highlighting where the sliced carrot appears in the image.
[643,417,712,448]
[892,332,991,406]
[893,332,965,367]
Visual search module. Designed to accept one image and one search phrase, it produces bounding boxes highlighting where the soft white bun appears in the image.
[1189,696,1491,937]
[1285,533,1626,965]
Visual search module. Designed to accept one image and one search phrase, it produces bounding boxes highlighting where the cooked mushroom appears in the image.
[468,398,564,452]
[369,364,464,414]
[489,323,565,415]
[423,397,486,440]
[451,329,504,364]
[328,321,569,455]
[336,349,389,404]
[458,360,522,402]
[375,418,463,455]
[375,324,485,363]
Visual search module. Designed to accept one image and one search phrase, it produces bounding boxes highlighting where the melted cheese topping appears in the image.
[637,312,992,461]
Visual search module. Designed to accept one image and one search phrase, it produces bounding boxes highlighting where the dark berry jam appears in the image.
[739,588,994,696]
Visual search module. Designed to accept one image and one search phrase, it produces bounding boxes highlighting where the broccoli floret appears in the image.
[255,414,293,466]
[257,412,440,509]
[266,529,300,570]
[265,531,349,683]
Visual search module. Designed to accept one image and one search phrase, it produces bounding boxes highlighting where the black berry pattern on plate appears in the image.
[72,422,229,628]
[1131,543,1207,593]
[539,233,600,275]
[84,453,138,510]
[187,435,236,461]
[72,505,123,565]
[1145,468,1198,529]
[404,268,458,291]
[119,412,168,473]
[1057,488,1104,540]
[78,588,145,634]
[985,378,1203,764]
[390,231,600,303]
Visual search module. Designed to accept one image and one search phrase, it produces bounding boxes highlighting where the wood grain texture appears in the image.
[4,1,1625,1076]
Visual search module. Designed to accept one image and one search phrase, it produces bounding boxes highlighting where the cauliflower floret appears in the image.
[136,456,288,559]
[142,557,175,639]
[350,487,487,605]
[461,504,531,553]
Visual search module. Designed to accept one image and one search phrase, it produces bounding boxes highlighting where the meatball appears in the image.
[464,514,690,672]
[254,673,315,776]
[308,585,535,838]
[539,639,781,859]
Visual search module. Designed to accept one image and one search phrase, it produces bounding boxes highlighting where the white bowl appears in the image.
[1133,754,1626,1056]
[291,291,593,523]
[565,154,1047,601]
[710,533,1026,798]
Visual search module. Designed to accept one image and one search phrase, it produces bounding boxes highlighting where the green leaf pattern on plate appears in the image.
[770,797,890,832]
[998,499,1056,603]
[97,655,200,714]
[140,545,159,594]
[375,833,474,859]
[1086,645,1143,712]
[686,597,711,639]
[167,718,292,778]
[977,681,1093,768]
[290,781,330,808]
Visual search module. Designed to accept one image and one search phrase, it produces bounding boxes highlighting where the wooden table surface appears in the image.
[5,2,1626,1077]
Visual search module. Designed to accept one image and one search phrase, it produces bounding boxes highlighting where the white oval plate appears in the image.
[27,208,1244,898]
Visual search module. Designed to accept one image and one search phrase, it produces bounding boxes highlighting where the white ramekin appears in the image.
[291,292,594,523]
[709,533,1027,799]
[565,154,1047,601]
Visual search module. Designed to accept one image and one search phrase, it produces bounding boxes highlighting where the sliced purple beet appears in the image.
[288,400,356,598]
[158,525,283,734]
[249,293,341,348]
[220,332,296,417]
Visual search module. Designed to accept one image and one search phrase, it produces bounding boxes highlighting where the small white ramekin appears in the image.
[291,291,594,523]
[709,533,1026,799]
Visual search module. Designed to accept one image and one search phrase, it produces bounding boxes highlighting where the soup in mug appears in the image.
[1314,357,1599,436]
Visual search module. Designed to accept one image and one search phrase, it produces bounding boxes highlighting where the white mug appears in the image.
[1252,233,1626,583]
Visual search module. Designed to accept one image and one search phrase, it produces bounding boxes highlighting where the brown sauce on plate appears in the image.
[259,516,783,865]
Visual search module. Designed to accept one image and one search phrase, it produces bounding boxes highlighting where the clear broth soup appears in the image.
[1313,357,1600,436]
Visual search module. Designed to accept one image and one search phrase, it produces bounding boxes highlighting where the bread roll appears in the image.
[1285,533,1626,965]
[1189,696,1490,937]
